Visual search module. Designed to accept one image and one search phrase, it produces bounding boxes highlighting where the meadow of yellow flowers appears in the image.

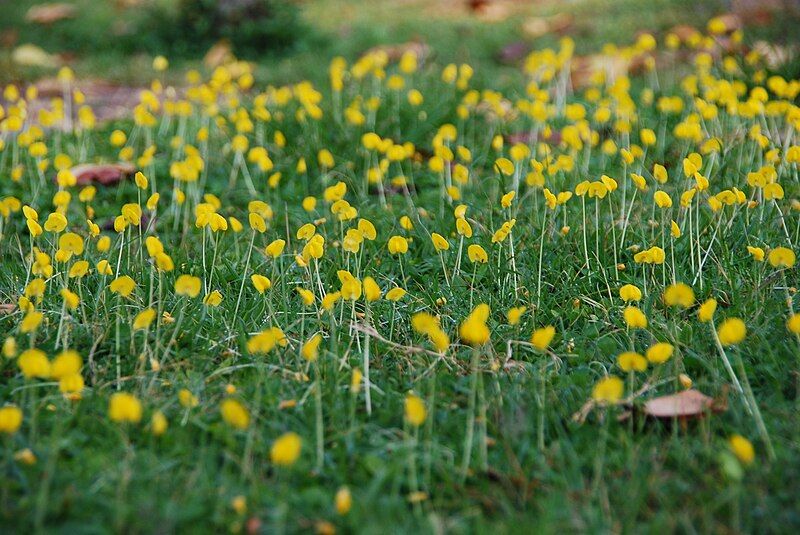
[0,13,799,533]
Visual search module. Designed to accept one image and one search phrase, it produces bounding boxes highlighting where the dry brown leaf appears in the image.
[668,24,700,42]
[643,389,721,418]
[364,41,430,63]
[12,44,59,69]
[204,40,234,69]
[571,54,631,89]
[522,13,574,39]
[0,303,16,314]
[69,163,136,187]
[26,3,76,24]
[505,129,562,146]
[733,0,781,26]
[497,42,530,64]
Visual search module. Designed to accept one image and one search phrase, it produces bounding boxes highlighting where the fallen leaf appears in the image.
[643,389,722,418]
[751,40,797,70]
[712,13,742,33]
[364,41,430,63]
[571,54,630,89]
[522,13,574,39]
[0,303,16,314]
[69,163,136,186]
[732,0,780,26]
[12,44,59,69]
[25,3,76,24]
[497,41,530,64]
[505,129,562,146]
[204,40,234,69]
[475,1,513,22]
[668,24,700,42]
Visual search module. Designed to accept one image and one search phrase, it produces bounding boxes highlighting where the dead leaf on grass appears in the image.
[25,3,76,25]
[69,163,136,187]
[643,389,724,419]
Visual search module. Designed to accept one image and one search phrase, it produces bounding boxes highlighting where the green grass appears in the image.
[2,0,786,87]
[1,2,800,534]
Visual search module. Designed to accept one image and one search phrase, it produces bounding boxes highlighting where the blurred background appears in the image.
[1,0,799,91]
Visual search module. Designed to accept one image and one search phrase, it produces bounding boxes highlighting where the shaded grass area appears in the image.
[0,0,749,87]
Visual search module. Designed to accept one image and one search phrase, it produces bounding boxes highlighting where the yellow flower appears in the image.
[746,246,765,262]
[530,325,555,350]
[175,275,201,298]
[467,244,488,263]
[506,306,526,326]
[500,190,515,208]
[178,389,199,408]
[431,233,449,251]
[388,235,409,255]
[335,487,352,515]
[51,350,81,379]
[363,276,382,302]
[152,55,168,71]
[302,196,317,212]
[385,287,406,301]
[154,253,173,272]
[663,283,695,308]
[59,373,84,396]
[247,328,285,354]
[623,306,647,329]
[302,334,322,362]
[60,288,79,310]
[58,232,84,255]
[43,212,68,232]
[697,298,717,322]
[248,213,266,233]
[646,342,674,364]
[151,410,168,436]
[617,352,647,372]
[251,274,272,294]
[203,290,223,307]
[768,246,795,268]
[459,303,490,346]
[321,291,341,311]
[20,311,44,333]
[728,434,755,465]
[108,392,142,423]
[494,157,514,176]
[135,171,148,189]
[296,287,315,306]
[717,318,746,345]
[671,220,681,238]
[14,448,36,465]
[351,368,363,394]
[404,393,426,426]
[69,260,90,278]
[143,192,162,217]
[654,190,672,208]
[619,284,642,302]
[18,349,51,379]
[592,376,624,403]
[3,337,17,358]
[271,432,302,466]
[265,239,286,258]
[456,217,473,237]
[0,406,23,434]
[109,275,136,297]
[220,399,250,430]
[787,314,800,334]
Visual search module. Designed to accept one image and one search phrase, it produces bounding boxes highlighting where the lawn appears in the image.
[1,1,800,533]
